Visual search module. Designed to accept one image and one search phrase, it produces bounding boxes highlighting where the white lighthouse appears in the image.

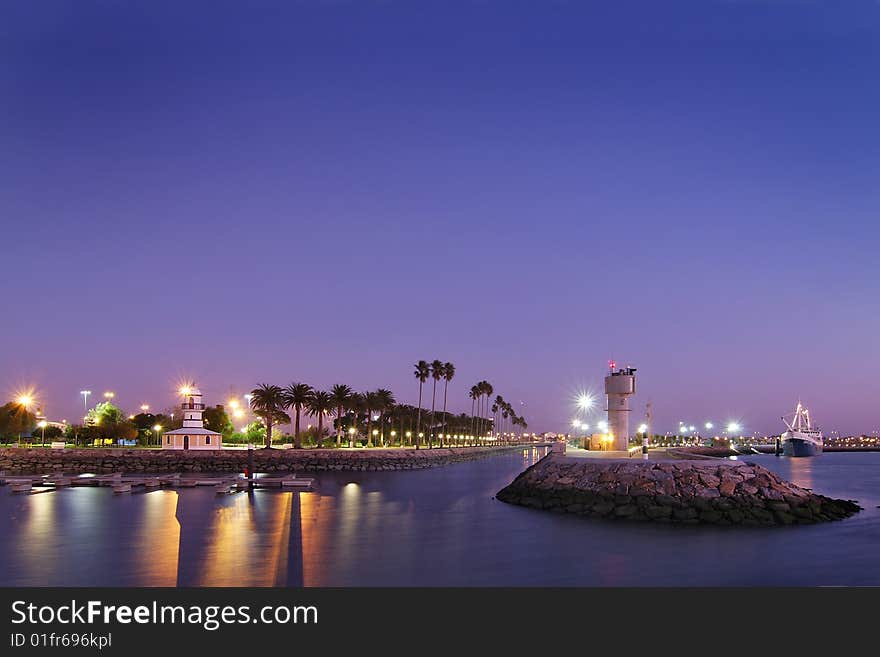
[604,362,637,452]
[161,385,222,450]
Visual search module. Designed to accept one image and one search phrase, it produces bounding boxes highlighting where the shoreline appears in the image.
[0,444,548,475]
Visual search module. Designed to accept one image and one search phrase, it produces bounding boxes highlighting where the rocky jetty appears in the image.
[0,445,534,475]
[496,455,861,525]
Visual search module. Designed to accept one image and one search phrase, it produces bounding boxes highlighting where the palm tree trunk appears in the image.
[294,407,301,449]
[265,417,272,449]
[415,383,423,450]
[317,413,323,448]
[429,379,437,449]
[441,381,449,448]
[367,414,373,447]
[470,397,475,447]
[336,405,343,447]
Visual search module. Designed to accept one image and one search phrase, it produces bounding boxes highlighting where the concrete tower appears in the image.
[604,362,637,451]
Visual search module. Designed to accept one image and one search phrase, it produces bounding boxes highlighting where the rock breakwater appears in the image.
[496,455,861,525]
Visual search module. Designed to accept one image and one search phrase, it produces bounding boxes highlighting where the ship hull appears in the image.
[782,438,822,457]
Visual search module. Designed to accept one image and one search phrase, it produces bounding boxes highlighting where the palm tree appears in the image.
[427,360,444,448]
[347,392,365,447]
[375,388,396,446]
[283,383,313,449]
[249,384,290,449]
[479,381,493,445]
[469,385,479,446]
[440,362,455,448]
[413,361,430,449]
[494,395,504,442]
[364,391,381,447]
[306,390,333,448]
[330,384,352,447]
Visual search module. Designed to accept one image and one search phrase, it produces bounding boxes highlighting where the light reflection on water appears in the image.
[1,448,879,586]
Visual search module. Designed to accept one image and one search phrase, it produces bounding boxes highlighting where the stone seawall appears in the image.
[496,455,861,526]
[0,445,537,475]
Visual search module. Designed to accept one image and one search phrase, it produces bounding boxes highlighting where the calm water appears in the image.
[1,449,878,586]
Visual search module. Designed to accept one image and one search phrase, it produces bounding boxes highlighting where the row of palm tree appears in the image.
[249,383,399,449]
[413,360,455,449]
[247,363,528,450]
[490,395,528,442]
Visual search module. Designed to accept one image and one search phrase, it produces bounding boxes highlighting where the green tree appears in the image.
[329,384,352,447]
[203,405,234,439]
[306,390,333,449]
[283,383,313,450]
[85,401,126,427]
[413,360,430,449]
[0,402,36,444]
[249,384,290,448]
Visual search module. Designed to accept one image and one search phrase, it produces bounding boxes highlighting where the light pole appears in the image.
[38,420,47,446]
[152,424,162,448]
[80,390,92,416]
[348,426,356,449]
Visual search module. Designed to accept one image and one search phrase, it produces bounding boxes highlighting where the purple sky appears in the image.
[1,1,878,436]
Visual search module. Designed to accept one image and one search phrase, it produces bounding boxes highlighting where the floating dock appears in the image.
[0,471,314,495]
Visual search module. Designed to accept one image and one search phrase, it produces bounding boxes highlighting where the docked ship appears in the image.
[781,401,823,457]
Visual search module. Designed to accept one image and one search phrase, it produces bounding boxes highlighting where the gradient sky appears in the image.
[2,0,879,436]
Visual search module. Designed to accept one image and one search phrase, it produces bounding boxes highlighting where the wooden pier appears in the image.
[0,470,314,495]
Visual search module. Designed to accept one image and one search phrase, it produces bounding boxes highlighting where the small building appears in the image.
[162,386,221,450]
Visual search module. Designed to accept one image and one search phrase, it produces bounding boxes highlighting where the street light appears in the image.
[577,393,595,412]
[80,390,92,414]
[348,426,357,448]
[140,404,150,412]
[37,420,47,446]
[153,424,162,448]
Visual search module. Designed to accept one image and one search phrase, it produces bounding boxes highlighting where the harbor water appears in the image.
[1,449,878,586]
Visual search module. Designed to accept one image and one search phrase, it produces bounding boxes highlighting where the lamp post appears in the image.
[153,425,162,448]
[80,390,92,416]
[38,420,47,447]
[348,426,356,449]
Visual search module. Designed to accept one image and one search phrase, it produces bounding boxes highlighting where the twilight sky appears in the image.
[1,0,878,436]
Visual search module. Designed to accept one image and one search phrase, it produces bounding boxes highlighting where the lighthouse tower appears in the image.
[161,385,222,450]
[604,362,637,452]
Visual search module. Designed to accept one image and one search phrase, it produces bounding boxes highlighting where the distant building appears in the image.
[162,386,221,450]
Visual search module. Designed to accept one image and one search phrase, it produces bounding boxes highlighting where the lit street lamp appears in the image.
[80,390,92,415]
[152,425,162,448]
[38,420,48,446]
